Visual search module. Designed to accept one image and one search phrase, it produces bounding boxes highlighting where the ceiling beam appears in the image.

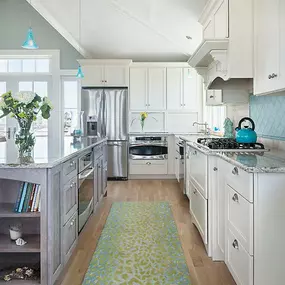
[28,0,93,59]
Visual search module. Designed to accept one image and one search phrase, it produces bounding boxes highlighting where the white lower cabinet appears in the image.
[227,185,253,255]
[190,183,208,244]
[129,160,168,175]
[62,212,78,264]
[226,229,253,285]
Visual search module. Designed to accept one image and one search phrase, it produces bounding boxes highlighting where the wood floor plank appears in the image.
[57,180,236,285]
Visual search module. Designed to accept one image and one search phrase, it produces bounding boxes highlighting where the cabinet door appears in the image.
[214,0,229,38]
[166,68,183,110]
[81,65,104,87]
[254,0,279,95]
[104,66,128,87]
[148,68,166,110]
[204,19,215,39]
[129,68,148,110]
[277,1,285,92]
[183,68,198,110]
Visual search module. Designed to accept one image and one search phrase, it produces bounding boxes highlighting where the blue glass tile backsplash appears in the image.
[250,94,285,140]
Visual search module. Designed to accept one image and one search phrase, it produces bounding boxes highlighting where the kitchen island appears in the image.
[0,137,107,285]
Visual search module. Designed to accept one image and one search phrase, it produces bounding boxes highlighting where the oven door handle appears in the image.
[130,143,167,147]
[79,167,94,180]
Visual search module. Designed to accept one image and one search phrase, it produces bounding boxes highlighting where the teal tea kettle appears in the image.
[235,117,257,144]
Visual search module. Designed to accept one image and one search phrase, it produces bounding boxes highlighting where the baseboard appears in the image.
[128,174,177,180]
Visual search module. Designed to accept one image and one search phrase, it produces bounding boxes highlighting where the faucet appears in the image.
[193,122,210,135]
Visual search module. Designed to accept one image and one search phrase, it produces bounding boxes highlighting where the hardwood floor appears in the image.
[57,180,236,285]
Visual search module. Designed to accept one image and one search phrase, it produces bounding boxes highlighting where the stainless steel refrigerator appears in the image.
[81,88,128,180]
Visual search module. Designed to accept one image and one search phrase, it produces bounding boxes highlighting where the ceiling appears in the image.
[31,0,206,61]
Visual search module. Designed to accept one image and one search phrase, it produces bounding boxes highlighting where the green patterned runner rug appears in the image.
[82,202,191,285]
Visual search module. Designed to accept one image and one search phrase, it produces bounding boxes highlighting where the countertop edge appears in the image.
[0,138,108,169]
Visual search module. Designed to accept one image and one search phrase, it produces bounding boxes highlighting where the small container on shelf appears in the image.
[9,224,22,241]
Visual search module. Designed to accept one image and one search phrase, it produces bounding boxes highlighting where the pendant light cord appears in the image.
[79,0,81,54]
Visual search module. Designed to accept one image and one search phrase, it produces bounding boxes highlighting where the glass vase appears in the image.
[140,119,145,132]
[15,123,35,164]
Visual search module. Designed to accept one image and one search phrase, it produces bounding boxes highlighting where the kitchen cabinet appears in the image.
[129,67,166,111]
[206,89,249,106]
[166,68,198,111]
[78,60,131,87]
[206,90,223,105]
[254,0,285,95]
[129,160,168,175]
[166,113,198,134]
[94,155,103,204]
[202,0,229,39]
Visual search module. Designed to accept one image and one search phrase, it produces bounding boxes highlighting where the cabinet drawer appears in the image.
[226,164,253,202]
[190,183,208,244]
[227,185,253,255]
[226,230,253,285]
[63,212,78,264]
[129,160,167,175]
[189,148,207,198]
[62,176,78,225]
[63,158,77,184]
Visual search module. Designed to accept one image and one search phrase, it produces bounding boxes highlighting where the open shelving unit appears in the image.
[0,178,41,284]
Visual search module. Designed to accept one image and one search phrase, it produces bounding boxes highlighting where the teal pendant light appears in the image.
[22,0,39,49]
[76,0,84,78]
[22,27,39,49]
[76,65,84,78]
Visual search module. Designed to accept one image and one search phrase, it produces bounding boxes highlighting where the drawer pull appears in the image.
[70,219,75,226]
[232,239,239,250]
[232,193,239,202]
[146,162,151,165]
[193,189,197,195]
[70,161,75,167]
[70,182,75,189]
[213,167,218,171]
[232,167,239,175]
[192,151,197,155]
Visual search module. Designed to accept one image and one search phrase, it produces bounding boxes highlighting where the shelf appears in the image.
[0,203,40,218]
[0,280,40,284]
[0,235,40,253]
[188,39,229,68]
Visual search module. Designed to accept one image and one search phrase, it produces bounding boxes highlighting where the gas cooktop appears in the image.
[196,138,266,151]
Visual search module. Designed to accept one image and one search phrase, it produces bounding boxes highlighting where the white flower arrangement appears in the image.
[12,91,36,104]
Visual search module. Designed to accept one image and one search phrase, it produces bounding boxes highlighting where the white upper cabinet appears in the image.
[183,68,198,111]
[81,65,105,87]
[129,67,166,111]
[167,67,198,111]
[78,60,131,88]
[167,68,183,110]
[129,68,148,110]
[202,0,229,39]
[148,68,166,110]
[104,65,129,87]
[254,0,285,95]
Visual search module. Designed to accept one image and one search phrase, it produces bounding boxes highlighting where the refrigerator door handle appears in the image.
[107,141,128,146]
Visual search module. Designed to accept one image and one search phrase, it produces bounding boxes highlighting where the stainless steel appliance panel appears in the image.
[81,89,104,137]
[107,141,128,179]
[105,89,128,141]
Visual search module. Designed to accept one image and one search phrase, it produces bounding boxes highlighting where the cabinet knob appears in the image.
[70,161,75,167]
[192,151,197,155]
[70,182,75,188]
[232,239,239,250]
[210,95,214,99]
[232,167,239,175]
[268,74,272,79]
[213,167,218,171]
[272,73,278,78]
[193,189,197,195]
[146,162,151,165]
[232,193,239,202]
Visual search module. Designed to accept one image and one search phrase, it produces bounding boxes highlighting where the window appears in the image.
[205,105,227,133]
[0,59,50,73]
[62,79,80,136]
[0,82,6,137]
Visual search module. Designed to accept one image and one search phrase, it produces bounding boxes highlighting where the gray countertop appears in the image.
[183,138,285,174]
[0,136,107,169]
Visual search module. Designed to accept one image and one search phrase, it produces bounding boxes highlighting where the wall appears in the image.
[0,0,83,69]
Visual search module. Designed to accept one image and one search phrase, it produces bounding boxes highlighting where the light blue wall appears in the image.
[250,92,285,140]
[0,0,83,69]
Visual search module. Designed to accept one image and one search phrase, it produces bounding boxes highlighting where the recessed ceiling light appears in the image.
[186,36,192,40]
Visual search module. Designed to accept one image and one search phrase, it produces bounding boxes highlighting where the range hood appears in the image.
[188,39,253,91]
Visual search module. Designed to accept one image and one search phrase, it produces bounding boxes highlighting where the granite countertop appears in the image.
[0,136,107,169]
[185,140,285,173]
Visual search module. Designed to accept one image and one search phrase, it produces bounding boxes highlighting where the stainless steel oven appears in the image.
[78,151,94,232]
[129,135,168,160]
